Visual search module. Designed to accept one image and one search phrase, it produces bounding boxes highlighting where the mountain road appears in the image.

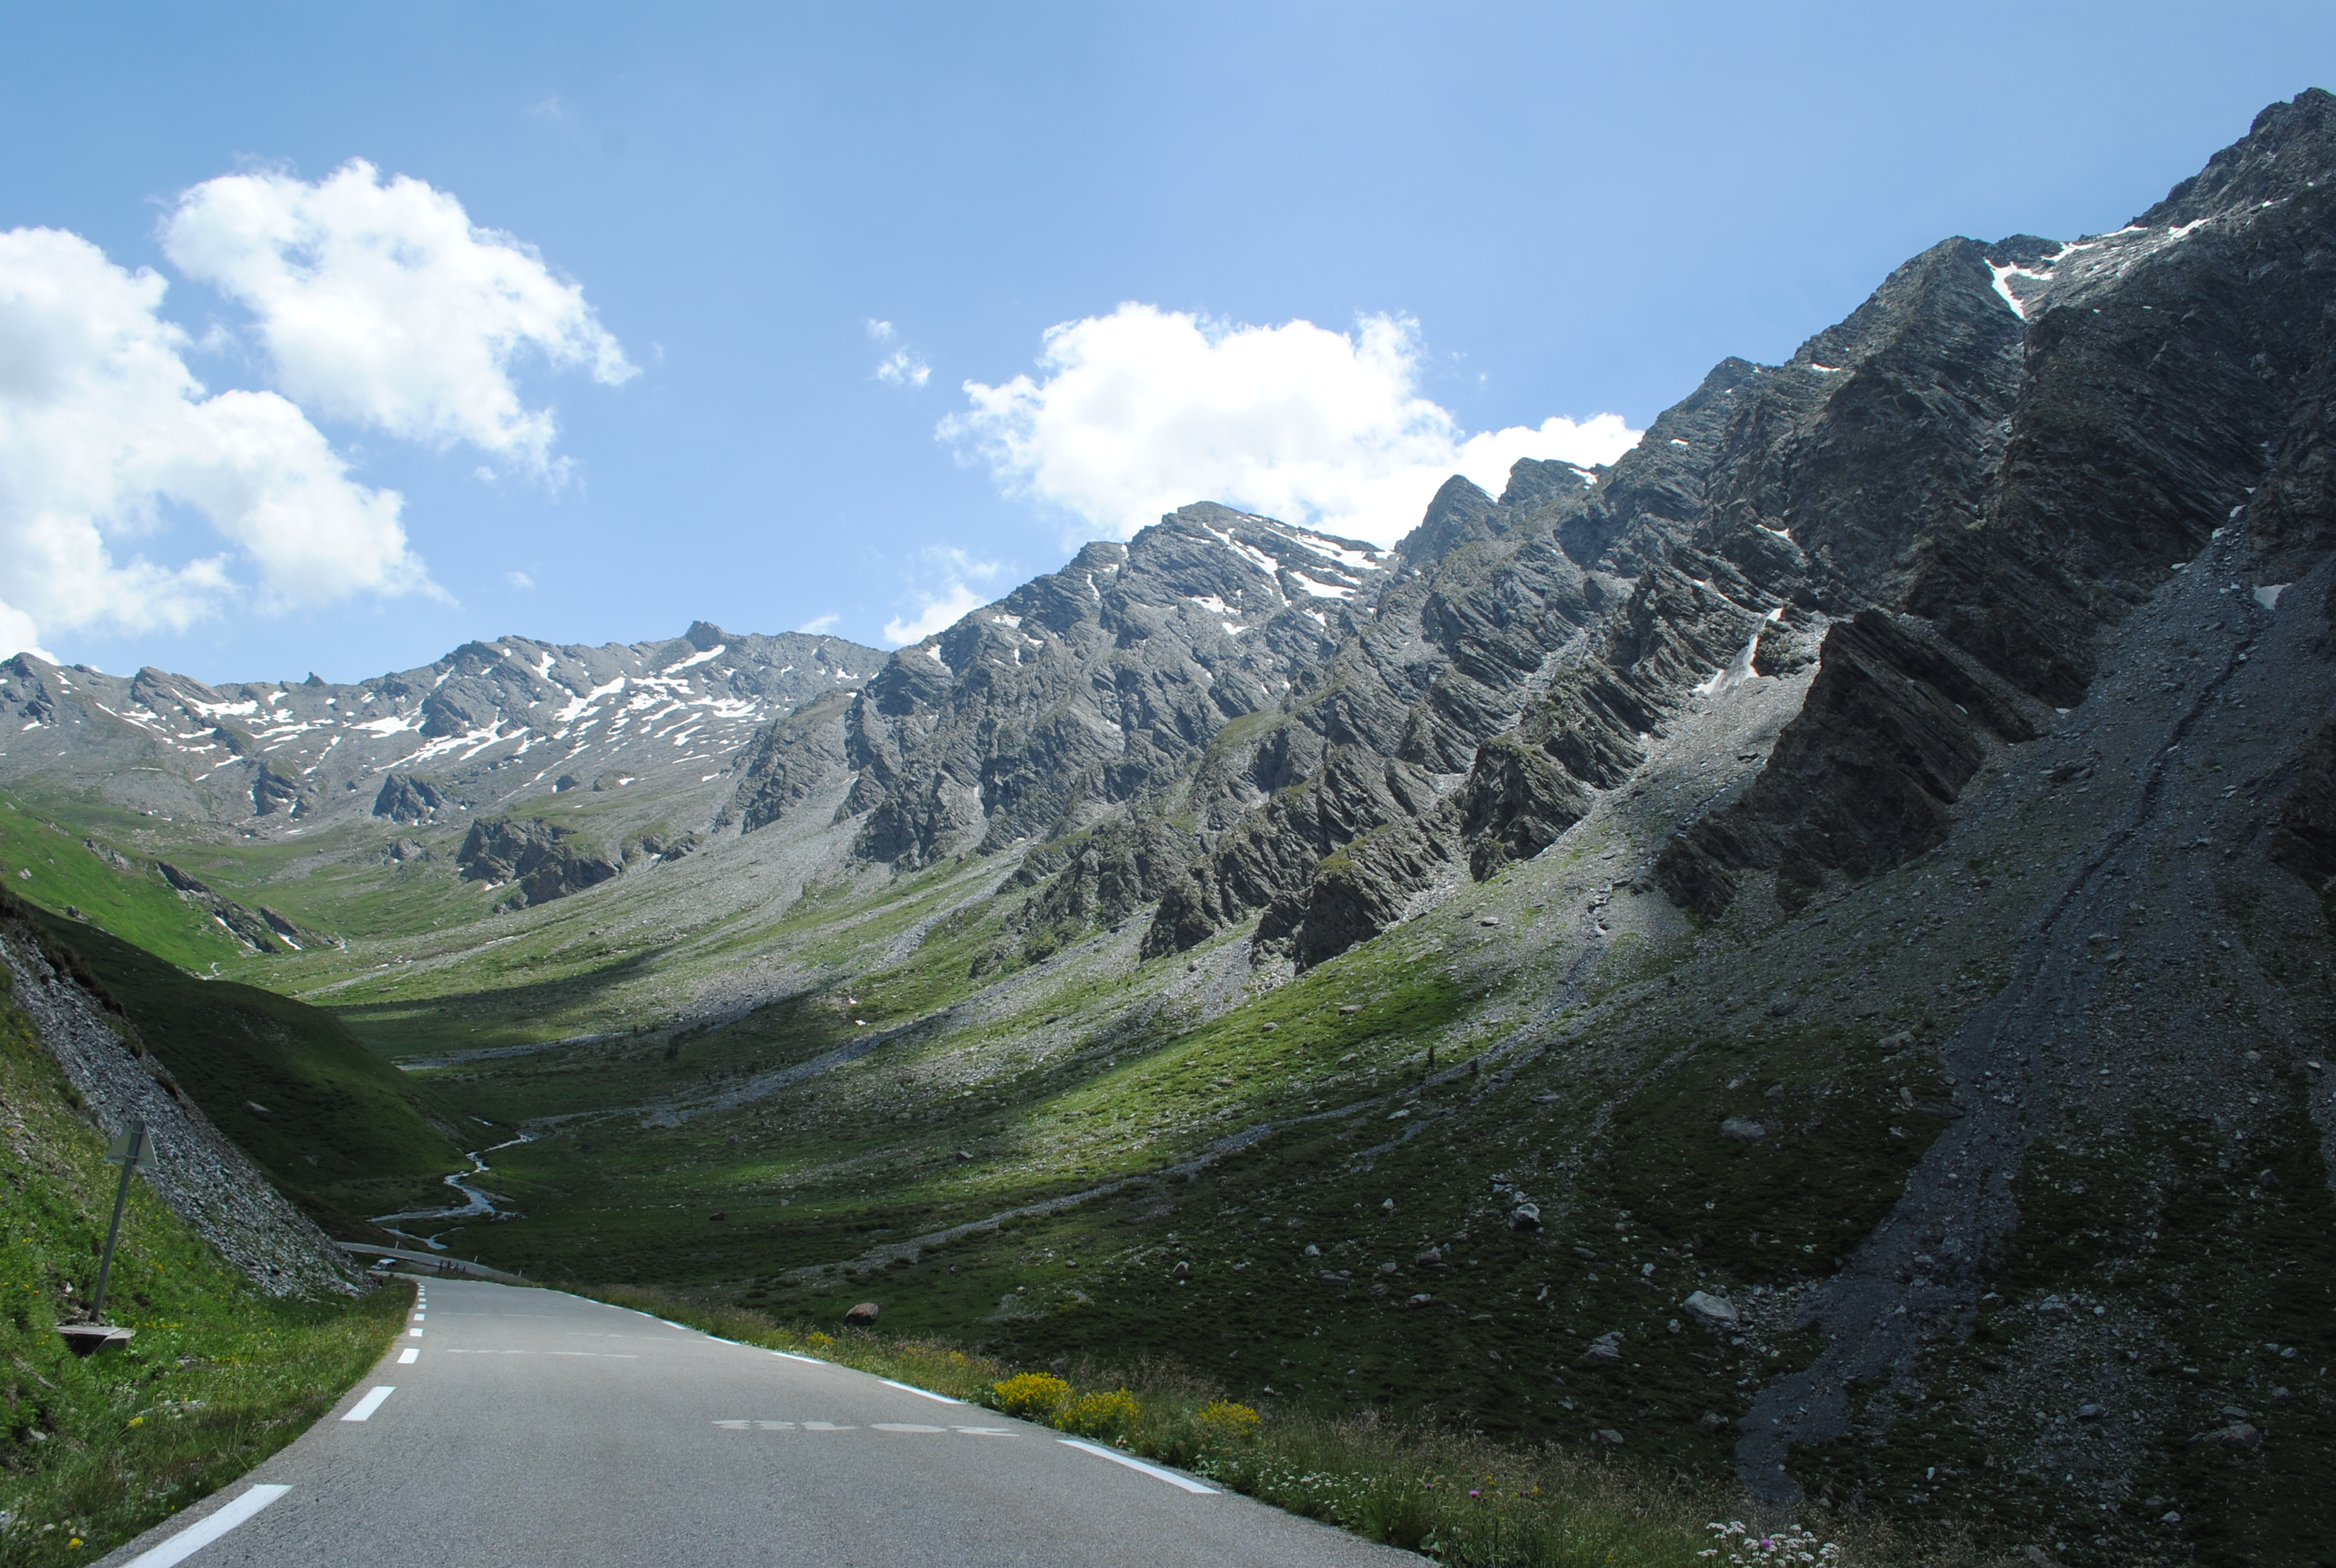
[99,1279,1415,1568]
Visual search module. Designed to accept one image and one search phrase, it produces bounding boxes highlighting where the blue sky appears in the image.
[3,2,2330,682]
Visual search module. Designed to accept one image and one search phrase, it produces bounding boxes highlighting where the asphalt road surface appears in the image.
[100,1278,1417,1567]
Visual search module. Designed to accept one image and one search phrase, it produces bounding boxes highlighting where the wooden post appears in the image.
[92,1122,154,1320]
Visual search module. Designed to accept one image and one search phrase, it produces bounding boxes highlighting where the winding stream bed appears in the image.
[369,1131,533,1249]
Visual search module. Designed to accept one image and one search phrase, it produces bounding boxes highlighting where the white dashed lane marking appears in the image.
[711,1420,1017,1435]
[341,1386,396,1423]
[398,1348,419,1365]
[123,1483,290,1568]
[439,1349,639,1357]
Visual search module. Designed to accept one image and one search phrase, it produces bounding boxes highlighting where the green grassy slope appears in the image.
[7,898,465,1231]
[0,958,411,1562]
[318,803,2336,1567]
[0,797,245,973]
[447,923,1950,1478]
[14,688,2328,1563]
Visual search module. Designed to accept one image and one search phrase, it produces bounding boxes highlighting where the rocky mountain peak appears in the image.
[0,625,887,857]
[2142,85,2335,227]
[1395,475,1502,567]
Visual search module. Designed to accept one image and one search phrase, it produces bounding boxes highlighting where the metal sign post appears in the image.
[91,1122,155,1321]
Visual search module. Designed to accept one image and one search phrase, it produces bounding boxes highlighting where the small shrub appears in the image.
[1057,1387,1140,1440]
[803,1330,834,1351]
[1195,1399,1261,1440]
[992,1371,1071,1419]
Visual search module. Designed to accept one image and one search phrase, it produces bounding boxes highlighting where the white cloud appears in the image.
[796,613,841,636]
[943,304,1641,547]
[503,569,535,591]
[867,319,928,388]
[932,547,999,582]
[0,602,51,664]
[876,348,930,389]
[0,226,432,660]
[161,160,634,473]
[879,547,1001,645]
[882,582,984,646]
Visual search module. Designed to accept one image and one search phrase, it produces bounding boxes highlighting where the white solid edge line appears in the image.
[123,1483,290,1568]
[398,1347,420,1364]
[341,1386,396,1422]
[1057,1438,1218,1494]
[771,1351,824,1364]
[882,1378,964,1403]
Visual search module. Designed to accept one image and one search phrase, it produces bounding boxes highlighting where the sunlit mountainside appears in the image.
[7,90,2336,1566]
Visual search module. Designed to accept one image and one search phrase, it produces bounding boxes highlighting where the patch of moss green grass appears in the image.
[580,1282,1735,1568]
[424,924,1476,1284]
[215,834,497,945]
[0,797,244,974]
[0,963,411,1564]
[9,898,464,1232]
[310,849,1009,1061]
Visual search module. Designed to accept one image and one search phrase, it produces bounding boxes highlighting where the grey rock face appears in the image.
[0,623,885,845]
[457,817,622,907]
[2267,721,2336,886]
[251,762,302,817]
[741,506,1394,872]
[986,817,1197,972]
[1658,610,2048,917]
[0,919,365,1298]
[715,688,858,835]
[373,773,451,824]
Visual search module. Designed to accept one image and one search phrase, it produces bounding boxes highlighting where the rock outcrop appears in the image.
[155,861,286,953]
[811,507,1396,869]
[373,773,452,824]
[0,903,365,1297]
[713,688,859,835]
[457,817,622,907]
[251,762,302,817]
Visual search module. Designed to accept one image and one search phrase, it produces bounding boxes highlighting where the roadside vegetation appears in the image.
[0,964,411,1565]
[587,1283,1971,1568]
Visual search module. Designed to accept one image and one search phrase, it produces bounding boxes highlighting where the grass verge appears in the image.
[0,955,415,1564]
[0,1283,412,1564]
[583,1283,1934,1567]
